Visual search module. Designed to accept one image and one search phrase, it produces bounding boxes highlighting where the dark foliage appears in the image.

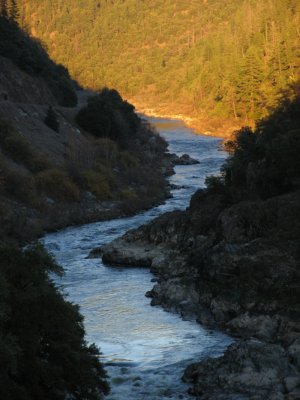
[0,119,51,172]
[76,88,139,145]
[44,106,60,132]
[0,15,77,107]
[210,88,300,201]
[0,245,109,400]
[9,0,18,22]
[0,0,7,18]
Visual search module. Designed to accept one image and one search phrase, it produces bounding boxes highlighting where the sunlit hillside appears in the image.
[19,0,300,131]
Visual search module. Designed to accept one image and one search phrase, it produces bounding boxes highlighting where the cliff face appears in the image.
[101,188,300,398]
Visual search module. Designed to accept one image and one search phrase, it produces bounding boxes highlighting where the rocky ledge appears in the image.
[167,152,200,166]
[98,188,300,399]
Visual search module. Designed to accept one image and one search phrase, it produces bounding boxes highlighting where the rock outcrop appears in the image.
[165,152,200,167]
[100,189,300,398]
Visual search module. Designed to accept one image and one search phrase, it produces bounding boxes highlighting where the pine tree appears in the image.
[0,0,8,18]
[9,0,19,22]
[44,106,60,132]
[236,46,264,120]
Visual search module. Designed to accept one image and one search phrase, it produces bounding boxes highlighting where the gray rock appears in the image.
[226,313,280,340]
[183,339,292,399]
[288,338,300,369]
[95,190,300,399]
[176,153,200,165]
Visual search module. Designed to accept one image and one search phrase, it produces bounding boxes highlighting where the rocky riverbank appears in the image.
[99,188,300,399]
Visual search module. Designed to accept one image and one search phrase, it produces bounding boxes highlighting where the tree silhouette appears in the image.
[0,0,8,18]
[44,106,60,132]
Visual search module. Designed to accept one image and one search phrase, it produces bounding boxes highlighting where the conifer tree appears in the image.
[9,0,19,22]
[0,0,8,18]
[44,106,60,132]
[236,46,264,120]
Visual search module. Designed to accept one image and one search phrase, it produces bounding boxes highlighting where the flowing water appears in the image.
[43,117,233,399]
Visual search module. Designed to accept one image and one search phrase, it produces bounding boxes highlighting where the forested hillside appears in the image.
[19,0,300,133]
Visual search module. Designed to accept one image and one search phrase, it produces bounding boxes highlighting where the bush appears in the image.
[4,168,39,206]
[84,170,112,200]
[0,205,43,243]
[36,169,80,202]
[121,188,138,201]
[119,151,138,169]
[0,120,52,172]
[76,88,139,143]
[205,175,226,195]
[94,138,119,165]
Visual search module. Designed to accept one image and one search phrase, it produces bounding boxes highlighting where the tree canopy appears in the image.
[0,245,109,400]
[18,0,300,123]
[76,88,139,143]
[206,84,300,201]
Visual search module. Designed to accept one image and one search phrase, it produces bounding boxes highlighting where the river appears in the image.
[42,117,233,400]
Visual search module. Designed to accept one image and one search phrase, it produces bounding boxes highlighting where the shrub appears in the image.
[94,138,119,165]
[121,188,138,201]
[4,169,39,206]
[76,88,139,143]
[119,151,138,169]
[84,170,111,200]
[0,120,51,172]
[205,175,226,195]
[36,169,80,202]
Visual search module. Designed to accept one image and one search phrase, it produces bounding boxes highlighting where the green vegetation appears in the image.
[84,169,112,200]
[0,11,169,222]
[18,0,300,125]
[36,169,80,202]
[0,114,167,219]
[0,13,77,106]
[205,85,300,201]
[0,245,109,400]
[0,119,51,172]
[76,88,139,144]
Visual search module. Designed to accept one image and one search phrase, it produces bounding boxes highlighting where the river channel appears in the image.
[43,117,233,400]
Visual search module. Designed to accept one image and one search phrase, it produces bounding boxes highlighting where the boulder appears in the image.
[183,339,293,399]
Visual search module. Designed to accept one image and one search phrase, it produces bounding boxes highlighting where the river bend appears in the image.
[43,117,233,400]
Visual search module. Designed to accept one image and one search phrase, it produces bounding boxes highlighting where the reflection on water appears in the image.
[43,117,232,400]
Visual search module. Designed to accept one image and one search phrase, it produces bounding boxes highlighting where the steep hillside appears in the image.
[0,15,171,243]
[19,0,300,135]
[0,14,111,400]
[0,11,77,106]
